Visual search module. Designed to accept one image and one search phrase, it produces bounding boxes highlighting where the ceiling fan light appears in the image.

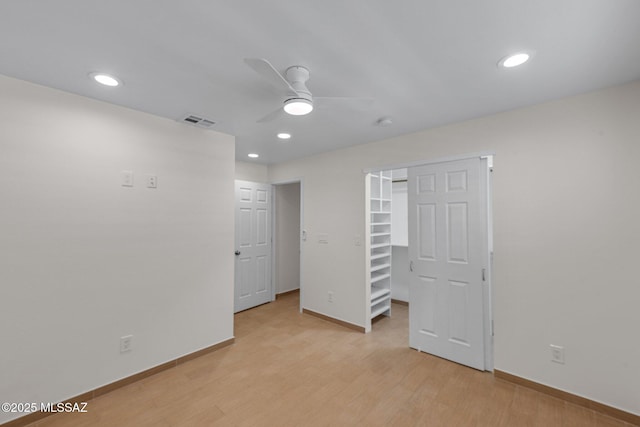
[284,99,313,116]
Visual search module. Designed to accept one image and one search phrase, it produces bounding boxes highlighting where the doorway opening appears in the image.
[272,180,303,312]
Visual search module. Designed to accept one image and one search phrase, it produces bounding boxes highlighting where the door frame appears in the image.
[364,152,494,371]
[271,178,305,313]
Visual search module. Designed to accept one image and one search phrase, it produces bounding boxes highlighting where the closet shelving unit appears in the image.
[369,170,392,319]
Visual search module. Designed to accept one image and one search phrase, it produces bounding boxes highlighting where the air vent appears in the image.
[179,114,216,129]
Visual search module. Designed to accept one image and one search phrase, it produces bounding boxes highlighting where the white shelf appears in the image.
[371,242,389,249]
[371,303,391,319]
[369,170,393,326]
[370,263,391,272]
[372,294,391,307]
[371,286,391,301]
[371,273,391,284]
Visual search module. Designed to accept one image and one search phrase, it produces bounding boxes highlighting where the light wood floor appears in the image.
[28,292,634,427]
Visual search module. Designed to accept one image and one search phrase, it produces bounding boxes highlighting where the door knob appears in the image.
[235,250,241,256]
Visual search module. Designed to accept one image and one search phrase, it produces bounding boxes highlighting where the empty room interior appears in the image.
[1,1,639,426]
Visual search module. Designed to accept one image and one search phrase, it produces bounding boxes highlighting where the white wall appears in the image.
[0,75,235,423]
[270,153,368,326]
[391,179,409,302]
[391,180,408,247]
[235,161,268,182]
[268,80,640,415]
[391,246,409,302]
[275,183,301,294]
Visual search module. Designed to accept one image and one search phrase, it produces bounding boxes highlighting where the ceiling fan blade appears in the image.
[244,58,299,97]
[314,96,374,111]
[257,106,285,123]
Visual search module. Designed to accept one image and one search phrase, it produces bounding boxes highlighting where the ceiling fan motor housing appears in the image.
[285,65,312,103]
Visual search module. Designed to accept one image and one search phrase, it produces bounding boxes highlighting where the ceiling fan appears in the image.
[244,58,372,123]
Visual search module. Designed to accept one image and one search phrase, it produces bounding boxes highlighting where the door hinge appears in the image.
[482,268,486,281]
[491,319,495,337]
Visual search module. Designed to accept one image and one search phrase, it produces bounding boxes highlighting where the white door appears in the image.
[408,157,486,370]
[235,180,272,313]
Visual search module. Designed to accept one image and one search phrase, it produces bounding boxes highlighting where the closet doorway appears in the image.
[366,155,493,371]
[272,180,304,311]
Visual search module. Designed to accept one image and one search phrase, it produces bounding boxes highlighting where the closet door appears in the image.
[408,158,486,370]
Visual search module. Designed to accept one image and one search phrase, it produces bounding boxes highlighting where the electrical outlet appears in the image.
[550,344,564,364]
[120,335,133,353]
[328,291,334,303]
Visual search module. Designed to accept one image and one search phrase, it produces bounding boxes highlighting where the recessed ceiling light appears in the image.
[248,153,259,158]
[498,52,531,69]
[90,72,121,87]
[277,133,291,140]
[283,99,313,116]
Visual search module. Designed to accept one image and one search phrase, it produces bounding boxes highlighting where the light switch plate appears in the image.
[550,344,565,364]
[146,175,157,188]
[120,335,133,353]
[121,170,133,187]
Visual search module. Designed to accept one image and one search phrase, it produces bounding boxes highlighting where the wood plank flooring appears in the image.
[26,292,635,426]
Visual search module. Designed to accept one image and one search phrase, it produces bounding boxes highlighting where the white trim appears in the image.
[364,173,372,332]
[270,176,304,186]
[480,157,494,371]
[362,151,495,174]
[271,187,277,302]
[299,179,305,313]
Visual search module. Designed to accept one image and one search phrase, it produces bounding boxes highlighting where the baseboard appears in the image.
[302,308,366,333]
[494,370,639,426]
[1,338,235,427]
[275,288,300,299]
[391,299,408,306]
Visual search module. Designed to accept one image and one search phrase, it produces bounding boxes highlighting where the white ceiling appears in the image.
[1,1,639,164]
